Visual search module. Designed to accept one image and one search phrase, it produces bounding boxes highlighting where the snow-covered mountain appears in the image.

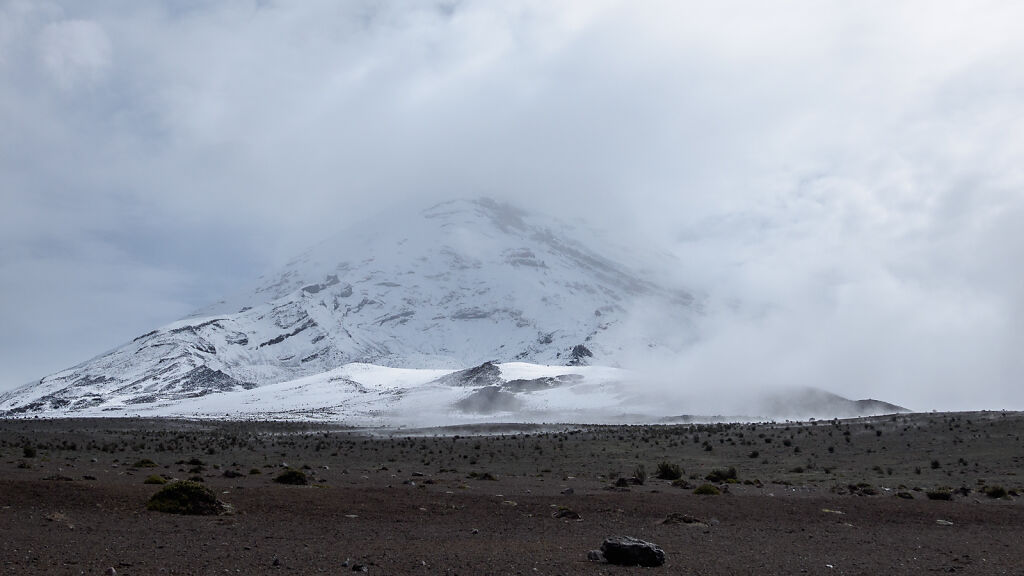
[1,198,701,416]
[0,197,911,423]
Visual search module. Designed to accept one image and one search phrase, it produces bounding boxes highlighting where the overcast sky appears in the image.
[2,1,1023,410]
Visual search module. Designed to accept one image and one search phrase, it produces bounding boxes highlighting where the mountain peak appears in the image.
[1,198,700,415]
[423,197,529,228]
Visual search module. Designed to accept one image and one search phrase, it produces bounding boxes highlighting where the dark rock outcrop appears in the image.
[435,362,503,387]
[502,374,581,393]
[568,344,593,366]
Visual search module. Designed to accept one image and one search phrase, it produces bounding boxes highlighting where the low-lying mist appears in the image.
[615,245,1022,415]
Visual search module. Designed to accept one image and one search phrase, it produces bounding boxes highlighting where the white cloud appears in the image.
[38,19,111,90]
[1,1,1023,409]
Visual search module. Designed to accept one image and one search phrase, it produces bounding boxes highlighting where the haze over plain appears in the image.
[2,1,1023,411]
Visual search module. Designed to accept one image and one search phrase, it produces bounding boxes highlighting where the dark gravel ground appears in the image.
[1,411,1022,575]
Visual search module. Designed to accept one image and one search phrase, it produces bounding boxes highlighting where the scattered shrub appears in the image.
[845,482,879,496]
[983,485,1008,499]
[926,489,953,501]
[22,446,37,458]
[632,464,647,485]
[143,474,167,485]
[655,461,683,480]
[132,459,159,468]
[274,469,308,485]
[705,467,737,483]
[694,483,721,495]
[552,506,582,520]
[147,481,225,515]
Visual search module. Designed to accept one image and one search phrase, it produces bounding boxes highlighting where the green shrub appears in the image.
[273,469,308,485]
[143,474,167,485]
[983,485,1008,499]
[655,461,683,480]
[705,467,737,483]
[133,459,159,468]
[694,483,721,495]
[147,481,224,515]
[926,489,953,501]
[632,464,647,485]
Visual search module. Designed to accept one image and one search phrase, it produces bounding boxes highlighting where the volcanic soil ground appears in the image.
[2,411,1023,575]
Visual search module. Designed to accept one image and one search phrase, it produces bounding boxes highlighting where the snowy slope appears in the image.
[12,362,634,426]
[0,198,700,416]
[0,359,906,425]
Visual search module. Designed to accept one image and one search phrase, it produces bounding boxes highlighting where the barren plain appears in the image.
[2,411,1022,575]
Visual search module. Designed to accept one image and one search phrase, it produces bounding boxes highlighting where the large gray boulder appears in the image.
[600,536,665,567]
